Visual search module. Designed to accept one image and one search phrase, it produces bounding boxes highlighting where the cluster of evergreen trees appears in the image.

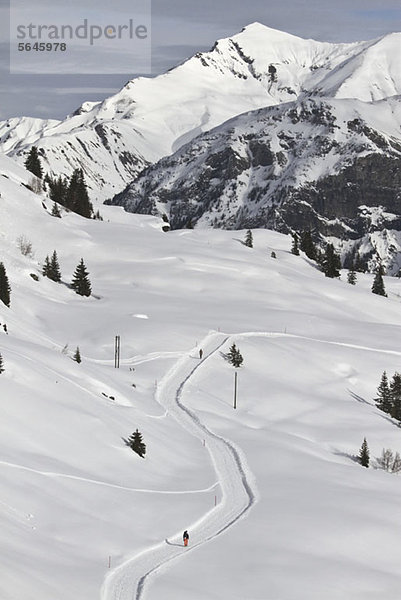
[43,251,62,282]
[42,252,91,297]
[290,230,387,294]
[24,147,102,220]
[291,231,342,277]
[45,169,93,218]
[375,371,401,421]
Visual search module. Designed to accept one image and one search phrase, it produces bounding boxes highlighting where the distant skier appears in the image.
[199,349,203,359]
[183,530,189,547]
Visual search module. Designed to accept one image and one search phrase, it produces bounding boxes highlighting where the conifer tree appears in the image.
[322,243,341,278]
[347,265,357,285]
[73,346,81,363]
[0,262,11,307]
[227,343,244,368]
[389,372,401,421]
[300,230,317,260]
[47,175,68,206]
[51,202,61,218]
[49,250,61,282]
[0,352,4,374]
[291,233,300,256]
[244,230,253,248]
[354,251,366,273]
[359,438,370,468]
[66,169,93,218]
[123,429,146,458]
[372,265,387,297]
[24,146,43,179]
[42,255,51,278]
[71,259,91,297]
[375,371,392,414]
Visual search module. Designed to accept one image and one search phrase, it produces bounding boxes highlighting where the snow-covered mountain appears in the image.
[1,23,400,200]
[107,92,401,272]
[2,151,401,600]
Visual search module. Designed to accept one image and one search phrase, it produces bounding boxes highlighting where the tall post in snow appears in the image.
[114,335,121,368]
[234,370,238,409]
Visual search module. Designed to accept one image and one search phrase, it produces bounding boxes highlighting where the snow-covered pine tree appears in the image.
[0,262,11,307]
[73,346,81,363]
[227,343,244,368]
[0,352,4,374]
[71,259,91,297]
[291,233,300,256]
[359,438,370,468]
[375,370,392,414]
[244,230,253,248]
[123,429,146,458]
[372,265,387,297]
[24,146,43,179]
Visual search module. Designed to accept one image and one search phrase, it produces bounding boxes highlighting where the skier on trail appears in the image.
[183,530,189,547]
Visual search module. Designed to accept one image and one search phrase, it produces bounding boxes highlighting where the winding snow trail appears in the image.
[101,332,257,600]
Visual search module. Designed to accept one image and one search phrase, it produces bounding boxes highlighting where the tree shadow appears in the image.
[347,389,373,405]
[333,450,360,465]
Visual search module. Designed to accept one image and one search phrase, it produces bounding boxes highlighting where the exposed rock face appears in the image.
[107,95,401,271]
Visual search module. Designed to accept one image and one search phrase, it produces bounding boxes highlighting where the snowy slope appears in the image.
[2,154,401,599]
[1,24,400,200]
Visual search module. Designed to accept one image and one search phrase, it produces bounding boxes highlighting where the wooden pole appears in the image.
[114,335,120,368]
[234,370,238,409]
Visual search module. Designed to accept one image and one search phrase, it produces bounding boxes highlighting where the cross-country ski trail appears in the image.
[101,331,257,600]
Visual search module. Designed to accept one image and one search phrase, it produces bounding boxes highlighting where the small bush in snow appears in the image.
[377,449,401,473]
[17,235,34,258]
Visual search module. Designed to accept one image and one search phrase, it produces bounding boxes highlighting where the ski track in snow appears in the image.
[101,328,401,600]
[102,331,258,600]
[0,459,219,496]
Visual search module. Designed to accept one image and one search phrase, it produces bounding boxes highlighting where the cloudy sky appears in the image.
[0,0,400,121]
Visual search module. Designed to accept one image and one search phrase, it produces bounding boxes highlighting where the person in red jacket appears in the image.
[183,530,189,547]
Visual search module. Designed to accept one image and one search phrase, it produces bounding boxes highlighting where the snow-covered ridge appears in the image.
[0,24,400,200]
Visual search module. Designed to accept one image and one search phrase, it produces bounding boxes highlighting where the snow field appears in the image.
[2,161,401,598]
